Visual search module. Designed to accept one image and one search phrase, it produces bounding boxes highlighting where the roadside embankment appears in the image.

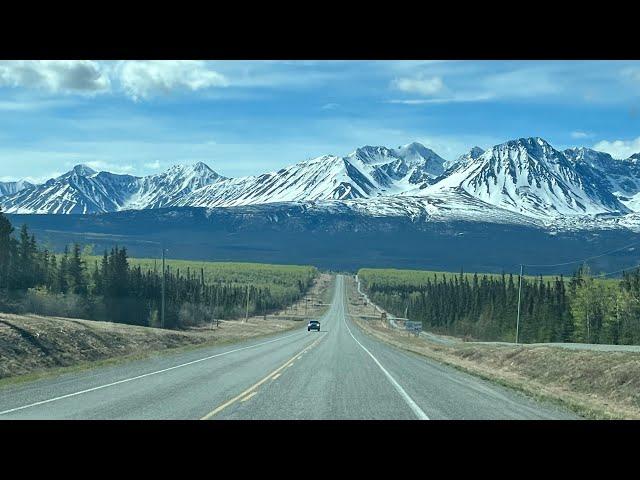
[0,274,334,385]
[346,276,640,420]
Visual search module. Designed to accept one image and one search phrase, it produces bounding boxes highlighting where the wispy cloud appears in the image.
[388,93,494,105]
[0,99,76,111]
[391,75,444,96]
[388,62,567,105]
[571,131,592,139]
[83,160,135,173]
[144,160,161,170]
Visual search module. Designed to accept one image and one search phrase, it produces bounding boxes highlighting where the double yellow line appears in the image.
[200,333,325,420]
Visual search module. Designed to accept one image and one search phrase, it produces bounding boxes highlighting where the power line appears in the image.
[594,262,640,278]
[521,239,640,268]
[514,242,640,346]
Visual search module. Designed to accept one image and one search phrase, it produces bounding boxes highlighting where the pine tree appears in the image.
[68,243,87,295]
[0,207,13,291]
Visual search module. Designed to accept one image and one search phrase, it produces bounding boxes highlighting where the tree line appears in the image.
[0,208,315,328]
[359,266,640,345]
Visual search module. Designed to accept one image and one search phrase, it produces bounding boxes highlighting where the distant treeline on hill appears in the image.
[0,208,317,328]
[358,267,640,345]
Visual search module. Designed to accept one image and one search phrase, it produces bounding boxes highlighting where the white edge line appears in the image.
[342,278,429,420]
[0,330,303,416]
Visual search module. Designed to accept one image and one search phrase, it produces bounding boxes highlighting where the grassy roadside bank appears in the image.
[0,274,334,387]
[346,276,640,420]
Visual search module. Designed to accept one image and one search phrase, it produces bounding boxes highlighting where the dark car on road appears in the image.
[308,320,320,332]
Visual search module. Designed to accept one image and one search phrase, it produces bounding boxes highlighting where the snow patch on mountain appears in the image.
[124,161,224,209]
[564,147,640,212]
[3,139,640,233]
[0,179,35,197]
[0,162,223,214]
[422,137,628,218]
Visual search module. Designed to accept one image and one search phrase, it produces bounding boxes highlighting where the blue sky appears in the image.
[1,60,640,182]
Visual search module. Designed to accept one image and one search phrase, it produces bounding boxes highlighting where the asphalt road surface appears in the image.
[0,275,578,419]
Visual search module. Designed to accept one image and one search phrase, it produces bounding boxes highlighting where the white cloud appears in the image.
[392,75,444,96]
[321,103,340,110]
[116,61,228,100]
[571,131,591,139]
[389,63,565,105]
[481,67,560,97]
[0,60,110,94]
[593,137,640,159]
[81,160,135,174]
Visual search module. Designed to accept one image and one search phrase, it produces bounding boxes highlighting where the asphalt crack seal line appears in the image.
[201,333,325,420]
[0,331,304,417]
[343,303,430,420]
[240,392,258,403]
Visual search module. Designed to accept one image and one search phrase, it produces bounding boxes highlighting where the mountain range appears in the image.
[3,137,640,232]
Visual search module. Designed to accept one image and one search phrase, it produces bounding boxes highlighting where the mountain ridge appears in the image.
[2,138,640,231]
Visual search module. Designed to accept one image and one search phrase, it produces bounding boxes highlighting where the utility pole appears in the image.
[215,286,220,328]
[615,294,620,343]
[516,264,523,344]
[245,284,250,322]
[161,247,166,329]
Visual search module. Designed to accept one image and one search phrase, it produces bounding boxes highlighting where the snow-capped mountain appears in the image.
[443,146,485,171]
[2,138,640,231]
[0,162,223,214]
[1,165,141,214]
[564,147,640,211]
[0,142,445,214]
[176,143,446,207]
[421,137,628,218]
[0,179,35,197]
[125,162,225,209]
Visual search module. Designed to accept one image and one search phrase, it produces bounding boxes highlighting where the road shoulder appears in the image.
[345,275,640,420]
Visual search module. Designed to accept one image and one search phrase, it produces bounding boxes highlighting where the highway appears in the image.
[0,275,578,419]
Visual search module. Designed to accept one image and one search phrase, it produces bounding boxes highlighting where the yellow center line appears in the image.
[200,334,325,420]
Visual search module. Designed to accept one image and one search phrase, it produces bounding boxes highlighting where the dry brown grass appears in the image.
[0,313,300,381]
[0,274,334,382]
[345,275,640,420]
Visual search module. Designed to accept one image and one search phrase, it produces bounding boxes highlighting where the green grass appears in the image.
[358,267,620,287]
[84,256,317,288]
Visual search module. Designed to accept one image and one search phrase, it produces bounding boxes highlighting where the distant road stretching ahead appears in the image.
[0,276,577,419]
